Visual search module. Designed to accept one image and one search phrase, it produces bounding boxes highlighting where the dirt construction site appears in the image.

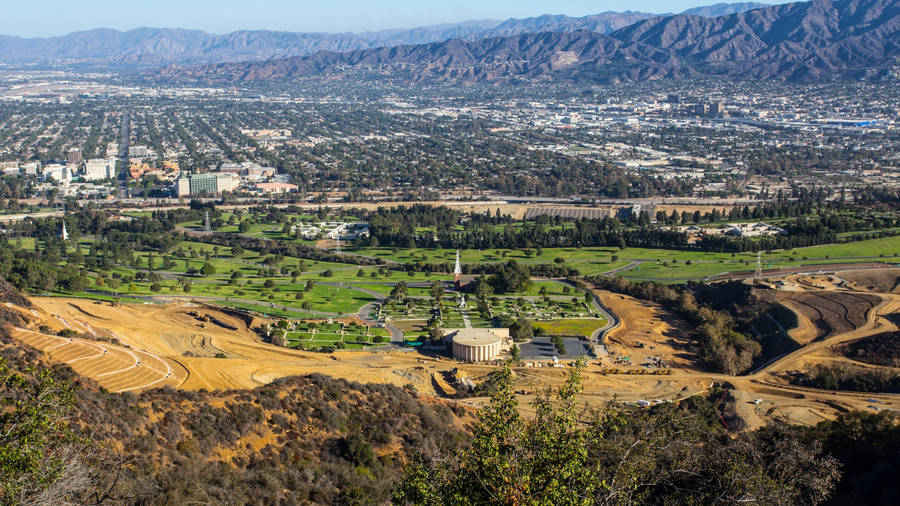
[6,267,900,430]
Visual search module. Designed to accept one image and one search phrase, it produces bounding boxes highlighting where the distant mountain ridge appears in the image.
[681,2,771,16]
[0,3,769,66]
[158,0,898,84]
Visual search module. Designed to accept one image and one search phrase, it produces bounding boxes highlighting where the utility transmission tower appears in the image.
[755,251,763,279]
[203,211,211,233]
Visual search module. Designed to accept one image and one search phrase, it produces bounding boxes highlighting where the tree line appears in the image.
[361,202,900,254]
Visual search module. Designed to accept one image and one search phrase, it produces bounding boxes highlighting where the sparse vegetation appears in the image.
[395,363,841,505]
[832,332,900,367]
[588,276,761,374]
[796,365,900,393]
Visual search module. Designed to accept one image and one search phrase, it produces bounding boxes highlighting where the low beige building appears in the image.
[447,328,509,362]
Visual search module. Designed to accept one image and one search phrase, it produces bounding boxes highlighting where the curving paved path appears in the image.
[357,302,404,345]
[553,279,617,344]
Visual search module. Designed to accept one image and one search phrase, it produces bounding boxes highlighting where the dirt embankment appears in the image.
[840,268,900,293]
[831,331,900,368]
[594,290,700,371]
[20,298,445,393]
[775,292,881,343]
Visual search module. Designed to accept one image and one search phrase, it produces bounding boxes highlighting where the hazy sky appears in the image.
[2,1,795,38]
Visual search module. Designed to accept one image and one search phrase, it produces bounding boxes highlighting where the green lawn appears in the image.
[592,236,900,281]
[533,318,608,338]
[568,260,633,276]
[213,301,313,319]
[11,237,37,250]
[620,260,739,281]
[86,276,376,315]
[525,280,572,296]
[283,321,386,349]
[379,294,596,328]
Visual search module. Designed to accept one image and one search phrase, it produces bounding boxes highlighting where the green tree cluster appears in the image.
[395,363,840,505]
[490,260,532,294]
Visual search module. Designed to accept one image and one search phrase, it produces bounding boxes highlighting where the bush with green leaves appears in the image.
[0,360,90,504]
[394,362,839,505]
[509,317,533,342]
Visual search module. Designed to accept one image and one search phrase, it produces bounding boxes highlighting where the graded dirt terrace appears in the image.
[774,291,881,343]
[759,294,900,376]
[9,327,185,393]
[20,297,445,392]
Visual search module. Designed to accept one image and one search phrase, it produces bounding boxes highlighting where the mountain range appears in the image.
[0,3,769,66]
[158,0,899,84]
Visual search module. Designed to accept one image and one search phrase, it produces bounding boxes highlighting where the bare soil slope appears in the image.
[22,297,444,393]
[9,327,185,392]
[594,290,700,370]
[775,292,881,342]
[840,268,900,293]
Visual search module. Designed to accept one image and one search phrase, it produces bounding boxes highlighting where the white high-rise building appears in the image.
[43,164,69,182]
[83,158,115,180]
[176,177,190,197]
[216,173,237,193]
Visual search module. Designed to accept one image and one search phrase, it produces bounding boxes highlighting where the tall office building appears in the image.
[189,173,219,195]
[175,173,237,196]
[176,177,190,197]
